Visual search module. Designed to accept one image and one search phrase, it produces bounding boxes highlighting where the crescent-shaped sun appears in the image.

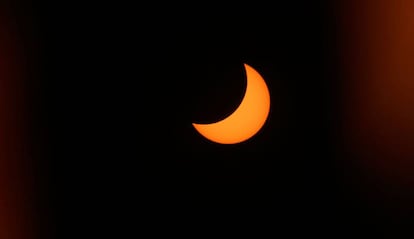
[192,63,271,144]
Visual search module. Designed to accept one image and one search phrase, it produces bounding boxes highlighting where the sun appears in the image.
[192,63,270,144]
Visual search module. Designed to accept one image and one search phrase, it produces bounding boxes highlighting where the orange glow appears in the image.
[192,63,270,144]
[340,0,414,208]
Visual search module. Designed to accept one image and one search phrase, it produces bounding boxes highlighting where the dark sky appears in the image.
[7,0,414,237]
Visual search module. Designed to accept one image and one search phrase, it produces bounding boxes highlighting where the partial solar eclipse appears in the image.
[192,63,270,144]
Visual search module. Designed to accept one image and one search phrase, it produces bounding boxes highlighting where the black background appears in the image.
[9,0,412,237]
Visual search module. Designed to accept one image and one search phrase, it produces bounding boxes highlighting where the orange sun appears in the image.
[192,63,270,144]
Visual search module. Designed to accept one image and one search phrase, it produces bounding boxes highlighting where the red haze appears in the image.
[339,0,414,215]
[0,5,36,239]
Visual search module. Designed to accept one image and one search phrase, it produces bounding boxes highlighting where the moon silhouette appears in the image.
[192,63,271,144]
